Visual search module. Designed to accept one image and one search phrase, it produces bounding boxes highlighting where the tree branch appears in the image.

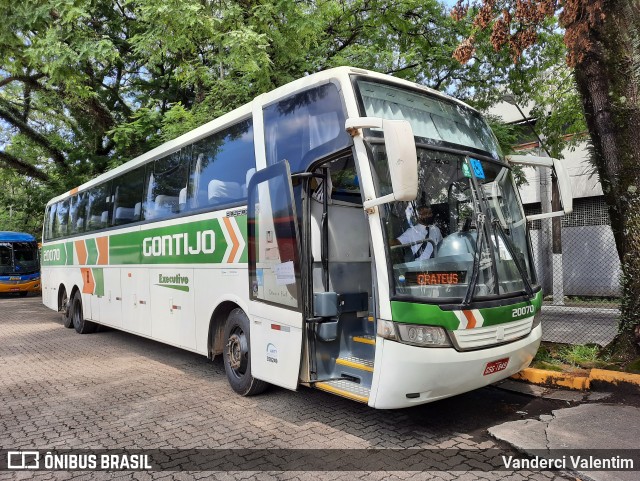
[0,74,46,89]
[0,151,50,182]
[0,106,67,167]
[385,63,419,76]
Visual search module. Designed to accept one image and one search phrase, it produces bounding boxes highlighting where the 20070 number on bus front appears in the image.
[483,358,509,376]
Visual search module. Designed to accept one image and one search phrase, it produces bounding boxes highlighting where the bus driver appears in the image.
[392,205,443,260]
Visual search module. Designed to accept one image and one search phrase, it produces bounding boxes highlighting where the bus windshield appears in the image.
[0,241,39,275]
[375,148,535,302]
[355,80,502,159]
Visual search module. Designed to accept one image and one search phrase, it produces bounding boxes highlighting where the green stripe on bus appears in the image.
[42,215,249,266]
[237,216,248,263]
[390,302,459,329]
[109,217,228,265]
[93,268,104,297]
[86,238,98,265]
[41,242,74,266]
[391,290,542,329]
[155,284,190,292]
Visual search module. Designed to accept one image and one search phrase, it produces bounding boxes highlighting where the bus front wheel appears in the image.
[222,308,268,396]
[71,291,96,334]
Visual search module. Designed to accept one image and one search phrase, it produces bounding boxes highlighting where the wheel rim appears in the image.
[61,292,69,319]
[226,326,248,378]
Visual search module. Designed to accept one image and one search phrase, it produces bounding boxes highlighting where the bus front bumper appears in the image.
[0,279,41,294]
[369,324,542,409]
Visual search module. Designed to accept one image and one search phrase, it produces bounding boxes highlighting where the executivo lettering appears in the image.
[143,230,215,257]
[158,274,189,285]
[156,273,190,292]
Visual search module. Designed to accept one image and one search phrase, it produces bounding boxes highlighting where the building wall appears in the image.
[489,102,620,297]
[530,226,621,297]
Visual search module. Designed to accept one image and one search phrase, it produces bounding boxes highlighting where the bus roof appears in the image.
[0,231,37,242]
[46,66,478,206]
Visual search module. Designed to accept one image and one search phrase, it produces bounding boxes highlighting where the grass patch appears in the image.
[560,344,599,366]
[532,342,617,371]
[627,357,640,374]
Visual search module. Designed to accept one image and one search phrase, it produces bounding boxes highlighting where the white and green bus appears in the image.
[41,67,572,409]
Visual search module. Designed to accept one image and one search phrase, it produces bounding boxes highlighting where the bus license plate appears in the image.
[483,358,509,376]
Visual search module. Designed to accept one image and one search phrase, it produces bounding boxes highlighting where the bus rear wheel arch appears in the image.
[222,308,268,396]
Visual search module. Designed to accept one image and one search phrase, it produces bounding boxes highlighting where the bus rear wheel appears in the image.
[61,289,74,328]
[71,291,96,334]
[222,308,268,396]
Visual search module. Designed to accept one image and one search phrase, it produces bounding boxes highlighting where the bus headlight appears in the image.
[396,324,451,347]
[376,320,452,347]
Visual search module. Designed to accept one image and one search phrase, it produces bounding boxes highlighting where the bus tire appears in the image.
[222,308,268,396]
[61,289,74,328]
[71,291,96,334]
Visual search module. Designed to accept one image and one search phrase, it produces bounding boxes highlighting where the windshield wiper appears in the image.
[492,219,535,299]
[461,212,486,307]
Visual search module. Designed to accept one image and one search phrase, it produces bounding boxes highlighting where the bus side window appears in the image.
[143,149,189,220]
[263,83,350,172]
[55,199,70,239]
[68,195,79,235]
[189,119,255,209]
[44,204,57,241]
[113,166,145,226]
[75,193,88,233]
[86,182,112,231]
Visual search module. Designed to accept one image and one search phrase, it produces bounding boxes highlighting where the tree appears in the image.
[451,0,640,361]
[1,0,556,235]
[1,0,567,240]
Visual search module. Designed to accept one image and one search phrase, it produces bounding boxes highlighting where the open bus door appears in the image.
[246,160,305,390]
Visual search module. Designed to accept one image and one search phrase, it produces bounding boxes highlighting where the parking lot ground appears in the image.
[0,296,576,480]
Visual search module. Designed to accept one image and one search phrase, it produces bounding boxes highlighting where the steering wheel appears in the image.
[390,237,438,257]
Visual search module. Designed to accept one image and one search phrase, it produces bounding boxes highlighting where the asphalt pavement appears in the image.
[489,402,640,481]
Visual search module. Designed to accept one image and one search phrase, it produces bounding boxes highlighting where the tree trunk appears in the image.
[573,1,640,361]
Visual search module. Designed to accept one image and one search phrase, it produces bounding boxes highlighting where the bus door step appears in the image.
[336,356,374,372]
[352,334,375,345]
[315,379,370,404]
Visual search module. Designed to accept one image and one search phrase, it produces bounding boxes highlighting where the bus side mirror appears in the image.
[345,117,418,209]
[506,154,573,220]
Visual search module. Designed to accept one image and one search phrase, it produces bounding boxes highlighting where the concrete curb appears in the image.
[511,367,640,391]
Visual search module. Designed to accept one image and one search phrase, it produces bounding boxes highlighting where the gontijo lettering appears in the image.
[143,231,215,257]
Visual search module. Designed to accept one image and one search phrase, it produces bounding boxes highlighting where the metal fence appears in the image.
[526,195,621,346]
